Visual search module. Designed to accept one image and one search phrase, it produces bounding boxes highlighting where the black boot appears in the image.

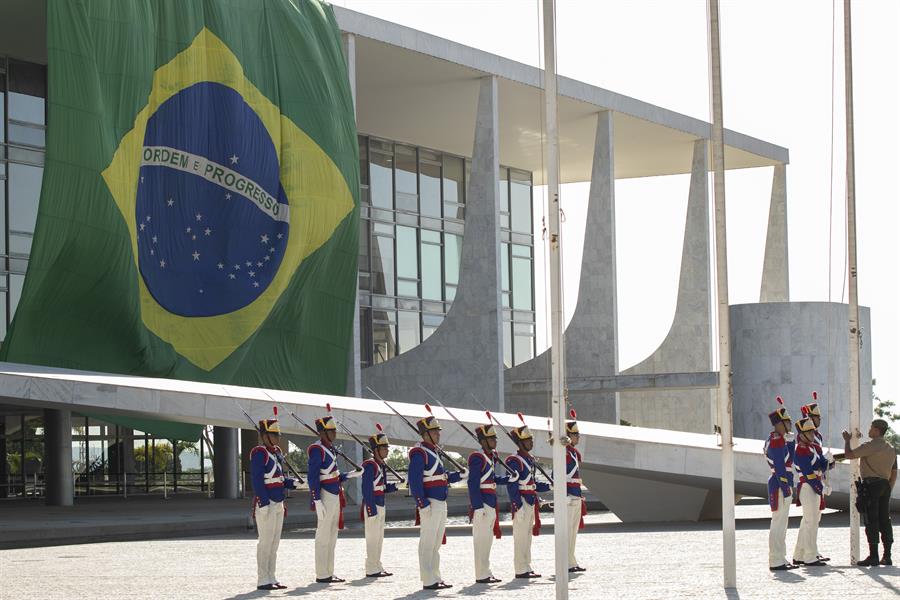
[881,542,892,566]
[858,544,880,567]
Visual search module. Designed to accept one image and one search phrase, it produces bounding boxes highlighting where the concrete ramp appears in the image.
[1,362,894,521]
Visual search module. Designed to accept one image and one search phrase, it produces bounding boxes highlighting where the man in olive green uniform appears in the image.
[839,419,898,566]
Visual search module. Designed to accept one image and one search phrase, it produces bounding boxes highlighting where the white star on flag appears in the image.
[146,215,151,222]
[204,228,211,236]
[229,154,239,164]
[246,261,252,267]
[140,176,144,183]
[167,198,174,207]
[159,260,166,268]
[150,249,155,256]
[276,233,283,240]
[186,227,192,233]
[217,263,224,270]
[139,223,146,231]
[269,247,276,253]
[228,273,236,280]
[152,236,157,243]
[196,213,202,222]
[264,255,270,261]
[234,264,241,270]
[256,262,263,267]
[252,281,260,288]
[249,271,255,277]
[199,289,204,294]
[225,193,232,200]
[192,235,196,241]
[192,251,200,261]
[260,234,269,244]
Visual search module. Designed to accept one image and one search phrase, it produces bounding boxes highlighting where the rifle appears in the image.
[288,406,362,470]
[366,386,466,471]
[237,403,305,485]
[333,419,406,484]
[418,385,515,477]
[467,393,554,486]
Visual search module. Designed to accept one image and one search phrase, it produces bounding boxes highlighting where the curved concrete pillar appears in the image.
[44,409,74,506]
[760,164,789,302]
[361,76,504,409]
[619,139,715,433]
[505,111,618,423]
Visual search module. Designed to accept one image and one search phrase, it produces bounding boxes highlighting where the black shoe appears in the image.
[475,576,502,583]
[568,566,586,573]
[273,583,287,589]
[816,554,831,562]
[881,556,893,566]
[803,560,827,567]
[858,555,880,567]
[515,571,541,579]
[769,564,796,571]
[791,559,803,566]
[422,582,452,590]
[256,584,279,590]
[315,576,346,584]
[366,571,393,577]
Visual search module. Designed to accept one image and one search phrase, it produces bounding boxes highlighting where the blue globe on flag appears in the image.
[136,81,290,317]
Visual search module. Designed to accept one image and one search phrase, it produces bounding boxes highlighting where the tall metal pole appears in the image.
[842,0,862,565]
[541,0,569,597]
[706,0,736,589]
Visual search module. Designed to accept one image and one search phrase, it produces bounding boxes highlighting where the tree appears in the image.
[873,393,900,452]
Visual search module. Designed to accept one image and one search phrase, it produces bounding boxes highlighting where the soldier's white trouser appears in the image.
[567,496,582,568]
[792,484,821,563]
[471,505,497,581]
[512,502,536,575]
[255,501,284,587]
[768,491,791,567]
[364,507,386,575]
[418,499,447,586]
[314,490,341,579]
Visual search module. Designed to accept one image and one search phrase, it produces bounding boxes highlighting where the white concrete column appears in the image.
[759,164,789,302]
[44,409,74,506]
[213,426,239,499]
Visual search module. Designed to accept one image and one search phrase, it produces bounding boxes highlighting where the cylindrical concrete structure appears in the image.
[731,302,872,448]
[213,426,239,499]
[44,408,74,506]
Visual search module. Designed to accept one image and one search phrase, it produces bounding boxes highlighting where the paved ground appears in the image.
[1,508,896,599]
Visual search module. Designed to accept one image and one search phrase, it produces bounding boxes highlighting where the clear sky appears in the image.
[338,0,900,414]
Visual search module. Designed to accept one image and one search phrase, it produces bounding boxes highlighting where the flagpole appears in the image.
[706,0,737,589]
[842,0,862,565]
[540,0,569,597]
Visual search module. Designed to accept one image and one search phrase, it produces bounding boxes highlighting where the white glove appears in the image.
[824,484,833,496]
[419,504,432,518]
[474,507,487,520]
[824,451,835,464]
[345,468,363,479]
[458,469,469,479]
[314,499,326,520]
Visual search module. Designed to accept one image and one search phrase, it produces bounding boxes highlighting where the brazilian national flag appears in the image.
[0,0,359,439]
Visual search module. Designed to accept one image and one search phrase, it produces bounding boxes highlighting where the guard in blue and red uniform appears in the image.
[468,423,509,584]
[562,414,587,573]
[764,402,796,571]
[798,396,833,564]
[250,417,296,591]
[505,424,551,579]
[408,415,465,590]
[801,395,825,446]
[361,426,398,578]
[791,416,835,566]
[308,414,361,584]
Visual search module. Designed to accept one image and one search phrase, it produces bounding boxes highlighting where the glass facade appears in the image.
[358,135,537,368]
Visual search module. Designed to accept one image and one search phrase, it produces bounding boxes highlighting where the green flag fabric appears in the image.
[0,0,359,440]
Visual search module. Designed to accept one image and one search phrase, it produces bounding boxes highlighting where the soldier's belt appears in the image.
[519,484,536,491]
[479,483,496,490]
[264,476,284,485]
[566,478,582,485]
[319,475,340,484]
[423,474,447,483]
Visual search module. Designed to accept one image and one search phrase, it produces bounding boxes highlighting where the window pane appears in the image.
[499,168,509,230]
[372,310,396,364]
[397,279,418,297]
[514,334,534,366]
[0,91,5,141]
[398,311,420,355]
[358,136,369,186]
[10,274,25,321]
[422,313,443,341]
[512,256,533,310]
[445,285,457,302]
[421,242,441,301]
[442,155,464,205]
[372,230,394,297]
[0,182,6,254]
[510,176,532,233]
[8,92,45,125]
[8,122,45,147]
[501,242,510,290]
[420,160,441,218]
[502,321,512,368]
[444,233,461,287]
[370,151,393,210]
[358,219,370,273]
[396,226,418,279]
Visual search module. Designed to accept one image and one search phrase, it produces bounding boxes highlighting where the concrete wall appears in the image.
[731,302,873,448]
